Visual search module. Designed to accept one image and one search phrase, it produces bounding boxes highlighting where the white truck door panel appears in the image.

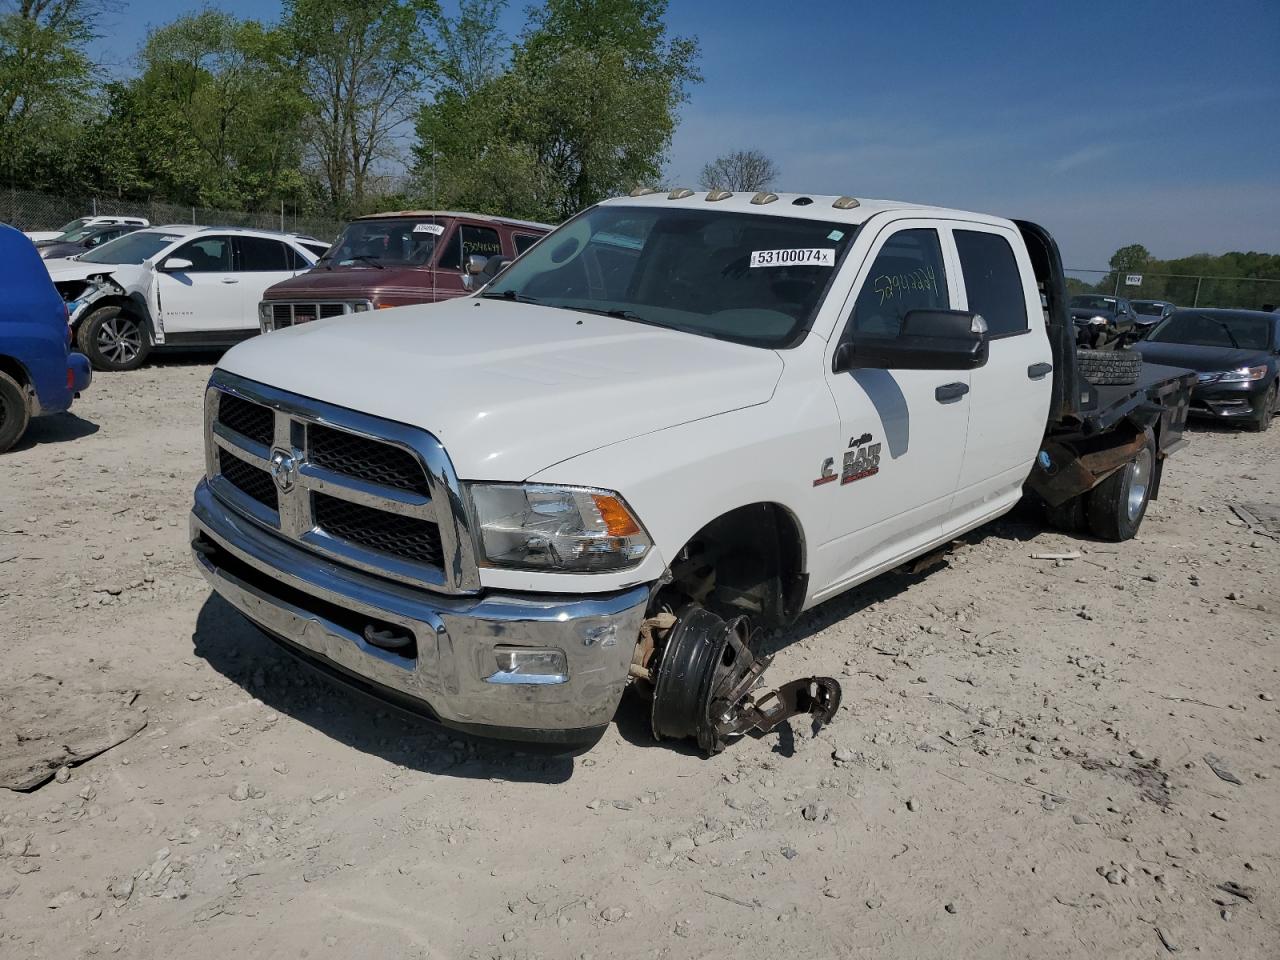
[156,235,240,334]
[815,221,970,599]
[234,237,302,331]
[946,225,1053,533]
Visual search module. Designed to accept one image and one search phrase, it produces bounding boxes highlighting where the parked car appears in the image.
[34,222,143,260]
[25,215,150,244]
[1130,298,1176,330]
[1069,294,1138,347]
[0,224,92,453]
[191,191,1194,753]
[1136,308,1280,431]
[44,225,326,372]
[258,211,551,331]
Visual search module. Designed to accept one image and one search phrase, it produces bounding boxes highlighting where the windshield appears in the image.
[322,218,442,266]
[55,218,89,235]
[1132,301,1166,316]
[484,205,856,348]
[78,230,182,265]
[1147,311,1273,350]
[60,225,105,243]
[1071,295,1117,311]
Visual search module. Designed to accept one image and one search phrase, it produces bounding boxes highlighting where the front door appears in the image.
[156,235,240,335]
[433,223,503,301]
[814,221,970,599]
[233,236,303,333]
[946,224,1053,532]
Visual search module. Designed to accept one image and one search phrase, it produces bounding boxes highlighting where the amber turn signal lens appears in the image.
[592,494,641,537]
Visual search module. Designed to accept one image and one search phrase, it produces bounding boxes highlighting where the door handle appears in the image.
[1027,362,1053,380]
[220,277,239,284]
[934,382,969,404]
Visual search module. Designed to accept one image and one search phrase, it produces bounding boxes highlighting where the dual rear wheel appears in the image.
[1045,437,1155,542]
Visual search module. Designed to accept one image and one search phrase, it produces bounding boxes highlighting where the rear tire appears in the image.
[77,305,150,372]
[1044,494,1087,534]
[0,371,31,454]
[1248,381,1276,432]
[1077,348,1142,386]
[1086,437,1155,541]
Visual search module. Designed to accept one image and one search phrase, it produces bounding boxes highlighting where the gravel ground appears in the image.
[2,359,1278,959]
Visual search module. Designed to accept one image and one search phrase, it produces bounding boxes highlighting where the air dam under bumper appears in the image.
[191,480,649,744]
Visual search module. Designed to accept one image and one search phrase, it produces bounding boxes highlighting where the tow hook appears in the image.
[649,605,842,755]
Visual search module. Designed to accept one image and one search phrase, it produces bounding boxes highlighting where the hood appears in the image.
[24,231,62,243]
[219,297,785,481]
[44,258,148,286]
[38,242,81,259]
[1136,340,1272,373]
[262,264,429,301]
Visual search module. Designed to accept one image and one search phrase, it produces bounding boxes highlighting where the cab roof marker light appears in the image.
[628,186,659,197]
[668,188,694,200]
[705,190,732,201]
[751,192,778,205]
[833,196,860,209]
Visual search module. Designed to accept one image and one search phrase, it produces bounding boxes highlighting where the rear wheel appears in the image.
[0,371,31,454]
[1086,439,1155,541]
[1077,348,1142,386]
[1248,381,1276,432]
[78,305,150,372]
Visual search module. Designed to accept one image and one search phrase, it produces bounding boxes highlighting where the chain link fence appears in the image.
[2,188,346,242]
[1066,268,1280,311]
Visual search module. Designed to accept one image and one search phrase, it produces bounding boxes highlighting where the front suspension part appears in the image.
[649,605,842,754]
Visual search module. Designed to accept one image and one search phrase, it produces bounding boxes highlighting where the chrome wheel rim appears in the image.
[1126,447,1153,522]
[97,315,142,365]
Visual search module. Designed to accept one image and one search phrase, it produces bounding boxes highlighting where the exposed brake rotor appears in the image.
[649,605,842,755]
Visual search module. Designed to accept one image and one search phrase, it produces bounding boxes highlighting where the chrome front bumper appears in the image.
[191,480,649,743]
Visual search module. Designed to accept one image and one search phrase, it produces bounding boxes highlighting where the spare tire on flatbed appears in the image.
[1077,348,1142,386]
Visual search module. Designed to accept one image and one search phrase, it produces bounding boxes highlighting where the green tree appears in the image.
[0,0,104,189]
[414,0,699,222]
[283,0,439,215]
[110,11,309,209]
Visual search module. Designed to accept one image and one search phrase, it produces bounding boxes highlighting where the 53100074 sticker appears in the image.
[750,248,835,268]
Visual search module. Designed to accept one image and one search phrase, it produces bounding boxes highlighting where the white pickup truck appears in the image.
[190,191,1194,752]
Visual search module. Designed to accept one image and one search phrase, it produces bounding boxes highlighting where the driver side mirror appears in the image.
[834,309,989,373]
[462,254,489,291]
[161,257,193,272]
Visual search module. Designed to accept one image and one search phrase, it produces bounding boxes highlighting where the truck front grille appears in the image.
[269,302,365,330]
[218,447,278,511]
[310,424,430,495]
[206,377,475,593]
[313,494,443,566]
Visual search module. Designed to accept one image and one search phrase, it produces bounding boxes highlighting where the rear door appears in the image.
[815,220,971,598]
[156,234,239,335]
[234,236,302,332]
[945,223,1052,533]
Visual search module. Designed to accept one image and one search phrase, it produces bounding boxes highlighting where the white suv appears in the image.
[25,216,151,244]
[44,225,330,371]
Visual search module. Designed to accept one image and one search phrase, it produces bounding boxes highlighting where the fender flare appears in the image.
[72,290,159,346]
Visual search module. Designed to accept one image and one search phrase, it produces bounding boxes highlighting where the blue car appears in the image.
[0,223,92,452]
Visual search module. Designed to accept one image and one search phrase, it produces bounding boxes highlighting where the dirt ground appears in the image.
[2,358,1278,960]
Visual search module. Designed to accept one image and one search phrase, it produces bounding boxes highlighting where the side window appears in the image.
[850,228,949,336]
[173,236,232,273]
[236,237,291,272]
[954,230,1028,337]
[513,233,541,255]
[461,225,502,264]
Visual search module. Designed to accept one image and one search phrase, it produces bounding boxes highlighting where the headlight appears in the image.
[1090,315,1108,325]
[258,303,273,331]
[467,483,652,571]
[1218,365,1268,382]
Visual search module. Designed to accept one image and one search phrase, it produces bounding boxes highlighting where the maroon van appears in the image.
[258,210,552,331]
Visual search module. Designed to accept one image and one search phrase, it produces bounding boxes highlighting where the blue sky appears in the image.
[95,0,1280,267]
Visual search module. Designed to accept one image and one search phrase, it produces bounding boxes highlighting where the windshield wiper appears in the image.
[348,254,385,270]
[1201,315,1240,348]
[479,289,540,304]
[557,305,654,325]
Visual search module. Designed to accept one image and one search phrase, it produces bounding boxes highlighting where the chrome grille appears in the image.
[217,393,274,446]
[205,374,478,593]
[267,301,369,330]
[310,424,430,495]
[313,494,443,566]
[219,447,278,511]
